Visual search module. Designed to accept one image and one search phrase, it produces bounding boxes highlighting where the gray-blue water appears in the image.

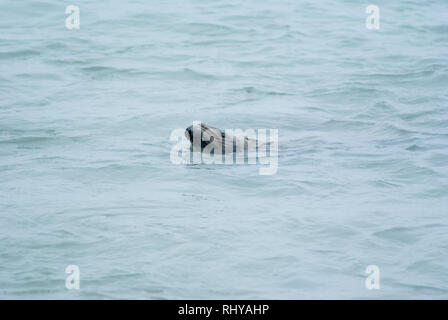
[1,0,448,299]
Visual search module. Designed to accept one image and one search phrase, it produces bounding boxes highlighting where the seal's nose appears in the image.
[185,126,193,141]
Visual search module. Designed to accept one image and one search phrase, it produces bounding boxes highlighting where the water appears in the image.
[1,0,447,299]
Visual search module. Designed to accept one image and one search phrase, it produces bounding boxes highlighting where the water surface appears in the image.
[1,0,447,299]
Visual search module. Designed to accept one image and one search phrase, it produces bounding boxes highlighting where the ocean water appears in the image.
[1,0,448,299]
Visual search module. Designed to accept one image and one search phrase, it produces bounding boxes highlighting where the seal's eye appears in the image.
[201,135,213,149]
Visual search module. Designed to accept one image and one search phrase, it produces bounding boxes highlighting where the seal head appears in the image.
[185,122,258,153]
[185,123,226,150]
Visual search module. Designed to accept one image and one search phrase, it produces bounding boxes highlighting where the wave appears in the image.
[0,49,40,60]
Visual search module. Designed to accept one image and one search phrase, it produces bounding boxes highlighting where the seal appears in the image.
[185,122,256,153]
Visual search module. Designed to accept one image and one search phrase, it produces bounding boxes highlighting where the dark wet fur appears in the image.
[185,125,235,153]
